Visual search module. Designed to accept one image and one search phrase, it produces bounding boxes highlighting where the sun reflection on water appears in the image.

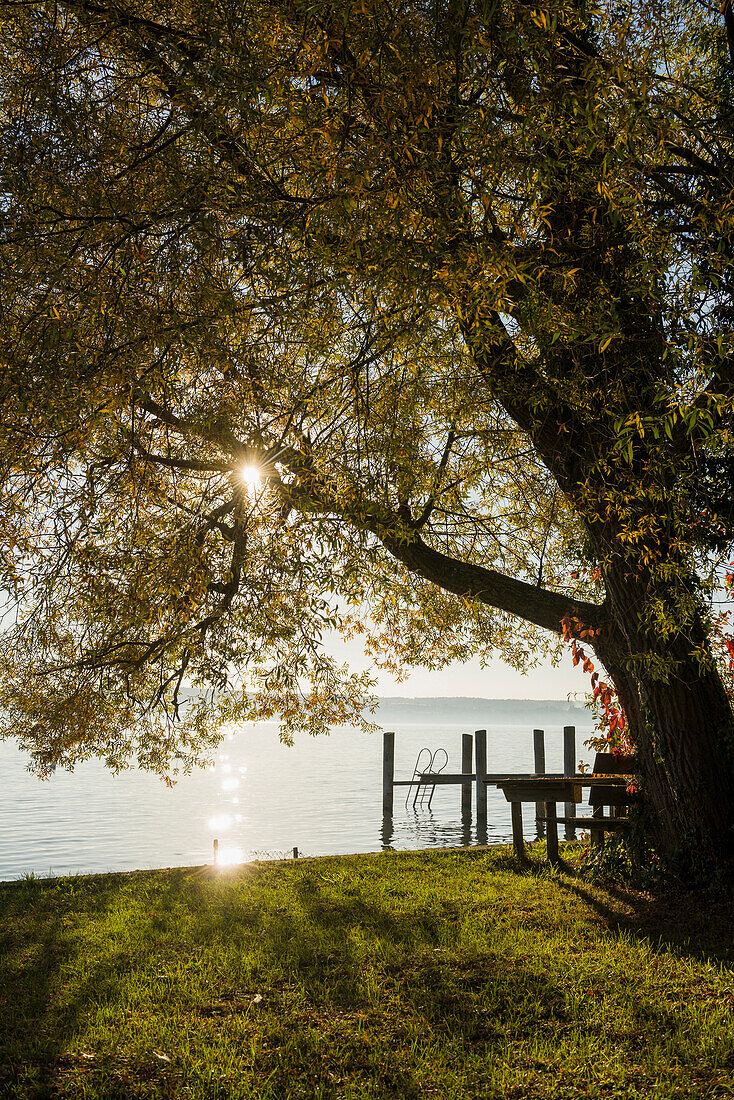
[215,845,244,867]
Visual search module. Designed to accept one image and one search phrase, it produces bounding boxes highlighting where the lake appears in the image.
[0,698,595,880]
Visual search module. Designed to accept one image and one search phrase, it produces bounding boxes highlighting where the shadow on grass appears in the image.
[501,841,734,966]
[0,873,122,1095]
[0,860,577,1097]
[242,868,577,1096]
[552,870,734,965]
[0,869,200,1098]
[1,851,732,1098]
[425,843,734,970]
[249,861,688,1077]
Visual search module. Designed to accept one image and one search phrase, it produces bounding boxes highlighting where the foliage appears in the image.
[2,0,734,849]
[562,613,630,751]
[576,832,655,885]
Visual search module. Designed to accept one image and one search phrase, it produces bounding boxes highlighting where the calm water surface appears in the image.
[0,702,594,880]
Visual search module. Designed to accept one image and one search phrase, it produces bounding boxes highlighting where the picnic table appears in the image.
[494,773,635,866]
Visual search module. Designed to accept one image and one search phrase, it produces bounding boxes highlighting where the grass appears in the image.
[1,845,734,1098]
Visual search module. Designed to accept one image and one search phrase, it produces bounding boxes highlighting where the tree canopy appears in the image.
[2,0,734,867]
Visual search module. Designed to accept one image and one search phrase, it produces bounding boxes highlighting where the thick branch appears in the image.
[280,462,605,635]
[460,312,589,492]
[133,442,232,472]
[377,526,605,635]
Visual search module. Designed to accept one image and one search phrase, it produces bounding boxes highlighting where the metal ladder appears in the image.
[405,747,449,809]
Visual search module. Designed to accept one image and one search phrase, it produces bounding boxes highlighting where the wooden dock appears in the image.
[382,725,580,839]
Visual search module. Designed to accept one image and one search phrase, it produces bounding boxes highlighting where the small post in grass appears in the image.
[293,846,299,860]
[564,725,576,840]
[213,838,219,864]
[382,731,395,815]
[533,728,546,836]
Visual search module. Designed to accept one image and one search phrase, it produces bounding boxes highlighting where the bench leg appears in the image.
[591,805,604,849]
[545,801,559,866]
[510,801,525,863]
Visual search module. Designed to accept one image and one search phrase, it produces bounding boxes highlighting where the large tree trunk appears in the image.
[593,570,734,874]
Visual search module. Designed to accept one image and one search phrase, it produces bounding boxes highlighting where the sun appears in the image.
[240,464,262,494]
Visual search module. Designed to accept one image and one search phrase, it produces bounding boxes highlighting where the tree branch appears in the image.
[278,455,606,635]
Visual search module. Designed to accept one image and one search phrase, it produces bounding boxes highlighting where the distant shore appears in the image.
[373,696,592,721]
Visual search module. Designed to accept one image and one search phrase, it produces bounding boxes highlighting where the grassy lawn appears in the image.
[1,846,734,1099]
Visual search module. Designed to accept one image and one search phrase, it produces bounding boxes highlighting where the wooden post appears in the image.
[461,804,472,847]
[533,728,546,836]
[381,810,394,849]
[475,729,487,820]
[213,838,218,864]
[461,733,473,815]
[293,846,299,859]
[510,801,525,862]
[382,731,395,815]
[564,725,576,840]
[591,804,604,849]
[545,802,559,866]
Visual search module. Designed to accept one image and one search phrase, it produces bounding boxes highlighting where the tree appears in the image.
[2,0,734,871]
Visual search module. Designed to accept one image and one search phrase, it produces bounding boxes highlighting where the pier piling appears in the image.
[533,728,546,836]
[564,725,576,840]
[382,731,395,815]
[475,729,487,821]
[461,733,473,816]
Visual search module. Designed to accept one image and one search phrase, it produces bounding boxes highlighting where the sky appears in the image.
[328,631,588,700]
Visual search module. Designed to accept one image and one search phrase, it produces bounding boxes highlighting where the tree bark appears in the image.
[591,574,734,873]
[462,319,734,872]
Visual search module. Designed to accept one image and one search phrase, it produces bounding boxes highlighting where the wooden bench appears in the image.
[540,753,639,852]
[495,753,638,866]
